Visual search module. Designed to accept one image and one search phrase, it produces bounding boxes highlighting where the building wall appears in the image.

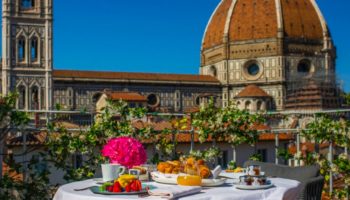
[53,81,222,113]
[202,56,285,110]
[201,51,337,111]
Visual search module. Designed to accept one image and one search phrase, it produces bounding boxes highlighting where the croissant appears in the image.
[198,165,211,178]
[186,157,196,166]
[164,165,174,174]
[197,159,205,166]
[157,162,170,173]
[172,168,180,174]
[184,165,198,175]
[167,160,181,167]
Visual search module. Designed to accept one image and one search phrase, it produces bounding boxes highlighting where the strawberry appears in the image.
[113,181,122,193]
[130,181,137,192]
[107,185,113,192]
[135,180,142,191]
[125,183,131,192]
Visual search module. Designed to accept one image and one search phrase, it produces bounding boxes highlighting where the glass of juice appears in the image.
[177,175,202,186]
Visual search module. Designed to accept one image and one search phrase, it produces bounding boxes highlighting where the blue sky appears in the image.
[1,0,350,91]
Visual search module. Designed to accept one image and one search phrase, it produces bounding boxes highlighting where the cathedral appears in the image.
[0,0,341,113]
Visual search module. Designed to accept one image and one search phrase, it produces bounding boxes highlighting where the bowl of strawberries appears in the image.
[90,175,155,195]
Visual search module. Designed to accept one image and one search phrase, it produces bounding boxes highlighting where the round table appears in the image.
[53,178,302,200]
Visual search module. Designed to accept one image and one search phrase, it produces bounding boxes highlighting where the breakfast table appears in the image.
[53,177,302,200]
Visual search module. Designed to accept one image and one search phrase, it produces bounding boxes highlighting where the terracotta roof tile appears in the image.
[202,0,233,50]
[7,130,291,147]
[184,107,200,114]
[53,70,219,83]
[236,85,270,98]
[106,92,147,102]
[132,120,174,132]
[229,0,278,41]
[202,0,324,50]
[288,142,331,154]
[142,133,292,144]
[259,133,293,141]
[281,0,323,40]
[252,123,271,131]
[7,132,47,146]
[2,162,23,181]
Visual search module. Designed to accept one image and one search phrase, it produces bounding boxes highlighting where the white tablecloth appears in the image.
[53,178,302,200]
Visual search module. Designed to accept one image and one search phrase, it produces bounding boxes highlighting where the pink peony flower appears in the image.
[101,137,147,169]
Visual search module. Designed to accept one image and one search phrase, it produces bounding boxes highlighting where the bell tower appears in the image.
[1,0,53,110]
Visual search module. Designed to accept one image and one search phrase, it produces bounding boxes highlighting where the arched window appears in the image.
[209,66,217,77]
[18,37,26,62]
[266,100,271,110]
[92,93,102,104]
[257,101,262,111]
[195,96,200,106]
[31,86,39,110]
[245,101,251,110]
[18,86,26,109]
[236,101,241,107]
[21,0,34,8]
[41,88,45,109]
[31,37,38,62]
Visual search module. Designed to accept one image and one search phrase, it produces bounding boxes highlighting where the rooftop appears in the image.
[105,92,147,102]
[202,0,325,50]
[236,85,270,98]
[53,70,220,85]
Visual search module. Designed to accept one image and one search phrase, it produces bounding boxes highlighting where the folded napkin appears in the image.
[211,165,222,179]
[148,185,202,199]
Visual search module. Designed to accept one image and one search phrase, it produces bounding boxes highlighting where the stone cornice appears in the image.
[53,77,222,86]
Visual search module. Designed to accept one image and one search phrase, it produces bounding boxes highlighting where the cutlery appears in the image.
[138,186,151,198]
[74,186,92,191]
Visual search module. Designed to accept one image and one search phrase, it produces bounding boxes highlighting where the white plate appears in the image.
[201,178,226,187]
[220,172,246,179]
[93,178,108,184]
[235,184,274,190]
[151,172,226,187]
[94,174,149,184]
[151,173,177,185]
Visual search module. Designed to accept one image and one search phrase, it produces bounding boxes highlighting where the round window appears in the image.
[247,64,260,76]
[297,61,311,74]
[147,94,159,107]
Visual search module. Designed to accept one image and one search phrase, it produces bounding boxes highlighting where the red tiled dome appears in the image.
[236,85,270,98]
[202,0,326,50]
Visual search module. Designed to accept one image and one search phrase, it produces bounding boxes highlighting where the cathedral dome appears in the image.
[201,0,328,51]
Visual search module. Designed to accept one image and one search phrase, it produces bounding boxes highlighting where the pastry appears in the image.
[198,165,211,178]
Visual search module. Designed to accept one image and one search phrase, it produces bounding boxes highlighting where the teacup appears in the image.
[246,165,261,176]
[101,163,126,182]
